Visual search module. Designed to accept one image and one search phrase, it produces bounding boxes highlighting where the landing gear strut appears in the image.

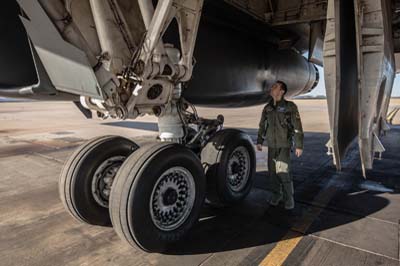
[56,0,255,252]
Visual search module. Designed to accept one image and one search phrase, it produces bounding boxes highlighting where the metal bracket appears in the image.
[325,139,338,166]
[373,133,385,160]
[137,0,204,81]
[120,0,204,117]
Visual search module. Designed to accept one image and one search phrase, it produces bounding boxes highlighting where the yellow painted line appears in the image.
[259,231,302,266]
[259,176,344,266]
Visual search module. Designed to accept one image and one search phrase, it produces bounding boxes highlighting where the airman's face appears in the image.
[270,83,284,98]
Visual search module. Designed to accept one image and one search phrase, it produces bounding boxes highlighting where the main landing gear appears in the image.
[59,103,255,252]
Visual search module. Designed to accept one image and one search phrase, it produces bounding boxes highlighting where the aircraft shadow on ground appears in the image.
[102,122,398,255]
[164,177,392,255]
[164,129,398,255]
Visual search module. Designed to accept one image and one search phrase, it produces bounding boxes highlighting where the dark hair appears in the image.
[276,80,288,96]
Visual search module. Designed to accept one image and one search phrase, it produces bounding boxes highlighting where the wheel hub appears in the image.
[227,146,250,192]
[150,167,196,231]
[163,188,178,206]
[92,156,125,208]
[231,162,240,175]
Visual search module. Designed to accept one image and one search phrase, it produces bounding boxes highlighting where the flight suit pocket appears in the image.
[275,160,289,175]
[275,148,292,182]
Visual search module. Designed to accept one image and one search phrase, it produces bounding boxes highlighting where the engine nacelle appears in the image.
[180,1,319,107]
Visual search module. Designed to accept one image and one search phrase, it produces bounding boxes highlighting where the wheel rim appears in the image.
[92,156,125,208]
[150,166,196,231]
[227,146,251,192]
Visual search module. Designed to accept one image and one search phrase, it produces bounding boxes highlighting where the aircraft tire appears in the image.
[59,135,139,226]
[109,142,205,252]
[201,129,255,206]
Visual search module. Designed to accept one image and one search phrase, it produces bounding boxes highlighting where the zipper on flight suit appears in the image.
[273,105,277,148]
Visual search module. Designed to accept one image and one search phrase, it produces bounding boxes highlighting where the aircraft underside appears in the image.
[0,0,397,252]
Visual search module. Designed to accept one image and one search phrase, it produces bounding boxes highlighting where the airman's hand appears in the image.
[256,144,263,151]
[295,148,303,157]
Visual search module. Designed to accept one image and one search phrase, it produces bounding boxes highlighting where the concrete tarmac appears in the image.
[0,99,399,266]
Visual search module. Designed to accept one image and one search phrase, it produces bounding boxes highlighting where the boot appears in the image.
[284,196,295,210]
[282,182,295,210]
[269,193,282,206]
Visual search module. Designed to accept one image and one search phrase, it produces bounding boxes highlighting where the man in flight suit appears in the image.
[256,81,304,210]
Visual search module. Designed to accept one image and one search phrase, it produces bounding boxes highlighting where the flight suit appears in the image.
[257,99,304,208]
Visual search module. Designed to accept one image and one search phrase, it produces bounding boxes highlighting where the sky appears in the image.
[306,65,400,97]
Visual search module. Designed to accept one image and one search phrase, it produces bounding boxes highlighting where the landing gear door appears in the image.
[323,0,359,171]
[16,0,103,100]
